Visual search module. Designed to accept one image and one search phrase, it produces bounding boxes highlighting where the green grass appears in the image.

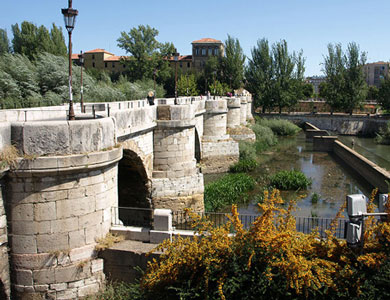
[255,117,301,136]
[251,124,278,153]
[229,159,258,173]
[269,169,312,190]
[204,173,256,212]
[239,141,257,161]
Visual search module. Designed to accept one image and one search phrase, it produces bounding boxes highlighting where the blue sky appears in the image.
[1,0,389,76]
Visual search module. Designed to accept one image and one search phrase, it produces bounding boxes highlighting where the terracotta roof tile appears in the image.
[104,55,127,61]
[71,53,79,60]
[167,55,192,61]
[85,48,115,55]
[191,38,222,44]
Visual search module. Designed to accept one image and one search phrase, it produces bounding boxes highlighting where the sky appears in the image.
[1,0,389,76]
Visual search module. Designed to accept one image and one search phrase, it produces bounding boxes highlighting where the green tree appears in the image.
[367,85,379,100]
[49,23,67,56]
[378,77,390,111]
[322,43,345,113]
[11,21,66,59]
[0,29,11,55]
[220,35,245,90]
[272,40,295,113]
[302,82,314,99]
[177,74,199,96]
[322,42,367,114]
[343,42,367,114]
[117,25,174,83]
[245,38,274,112]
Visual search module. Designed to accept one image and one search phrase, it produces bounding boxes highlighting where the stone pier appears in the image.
[151,105,204,212]
[240,97,248,126]
[5,118,121,299]
[201,100,239,173]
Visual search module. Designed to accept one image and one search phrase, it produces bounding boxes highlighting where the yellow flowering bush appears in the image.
[140,189,390,300]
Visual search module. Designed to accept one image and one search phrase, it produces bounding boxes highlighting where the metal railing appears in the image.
[172,211,347,239]
[112,207,153,228]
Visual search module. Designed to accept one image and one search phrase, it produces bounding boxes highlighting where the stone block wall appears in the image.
[5,150,120,299]
[227,98,241,129]
[0,174,11,299]
[201,100,239,174]
[246,97,254,120]
[240,98,247,125]
[151,105,204,212]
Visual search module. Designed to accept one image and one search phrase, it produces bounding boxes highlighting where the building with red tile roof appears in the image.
[72,38,224,74]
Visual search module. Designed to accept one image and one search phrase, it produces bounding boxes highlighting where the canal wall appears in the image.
[260,113,389,135]
[309,122,390,193]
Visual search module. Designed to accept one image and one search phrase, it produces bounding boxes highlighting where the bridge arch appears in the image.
[117,143,152,226]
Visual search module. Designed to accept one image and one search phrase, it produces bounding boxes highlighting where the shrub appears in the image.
[204,173,255,211]
[255,116,301,136]
[238,141,257,161]
[140,189,390,300]
[88,281,143,300]
[375,122,390,145]
[251,124,278,153]
[269,169,312,190]
[229,159,258,173]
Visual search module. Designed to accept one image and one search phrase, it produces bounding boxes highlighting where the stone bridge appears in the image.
[0,95,253,299]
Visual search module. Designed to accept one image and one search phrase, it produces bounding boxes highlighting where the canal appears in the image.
[205,131,375,218]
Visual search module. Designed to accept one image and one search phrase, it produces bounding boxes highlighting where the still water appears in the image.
[205,132,374,218]
[338,135,390,171]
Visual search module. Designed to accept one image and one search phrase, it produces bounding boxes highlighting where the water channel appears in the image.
[205,131,378,218]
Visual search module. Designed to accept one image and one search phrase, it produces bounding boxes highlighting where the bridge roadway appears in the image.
[0,95,253,299]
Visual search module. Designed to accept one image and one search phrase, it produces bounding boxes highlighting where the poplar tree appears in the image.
[221,35,245,90]
[0,29,11,55]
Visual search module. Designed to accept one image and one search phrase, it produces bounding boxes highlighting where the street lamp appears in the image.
[173,49,180,104]
[78,51,84,113]
[62,0,78,120]
[153,68,157,92]
[213,70,217,100]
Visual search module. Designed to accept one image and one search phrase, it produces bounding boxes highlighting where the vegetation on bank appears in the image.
[375,122,390,145]
[95,188,390,300]
[269,169,312,190]
[204,173,255,212]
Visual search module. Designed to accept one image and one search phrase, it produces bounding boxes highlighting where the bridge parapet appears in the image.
[201,99,239,173]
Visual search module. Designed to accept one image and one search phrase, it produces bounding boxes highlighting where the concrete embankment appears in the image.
[260,113,389,136]
[306,122,390,193]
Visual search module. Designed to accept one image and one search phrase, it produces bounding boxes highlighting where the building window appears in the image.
[214,47,219,55]
[180,63,182,68]
[195,48,199,56]
[123,64,126,69]
[92,54,95,60]
[187,62,190,68]
[112,62,115,68]
[201,48,206,56]
[105,62,107,68]
[208,48,212,55]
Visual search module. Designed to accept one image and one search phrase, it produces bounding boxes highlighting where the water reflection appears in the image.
[205,132,374,218]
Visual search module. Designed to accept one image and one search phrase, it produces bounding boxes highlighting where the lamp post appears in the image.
[153,69,157,92]
[213,70,217,100]
[173,49,179,104]
[62,0,78,120]
[79,51,84,113]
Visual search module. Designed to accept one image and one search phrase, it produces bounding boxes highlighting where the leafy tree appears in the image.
[272,40,295,113]
[49,23,67,56]
[177,74,199,96]
[322,42,367,114]
[0,29,11,55]
[11,21,66,59]
[220,35,245,90]
[343,42,367,114]
[245,38,274,112]
[117,25,174,83]
[208,79,229,96]
[367,85,379,100]
[378,77,390,111]
[302,82,314,99]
